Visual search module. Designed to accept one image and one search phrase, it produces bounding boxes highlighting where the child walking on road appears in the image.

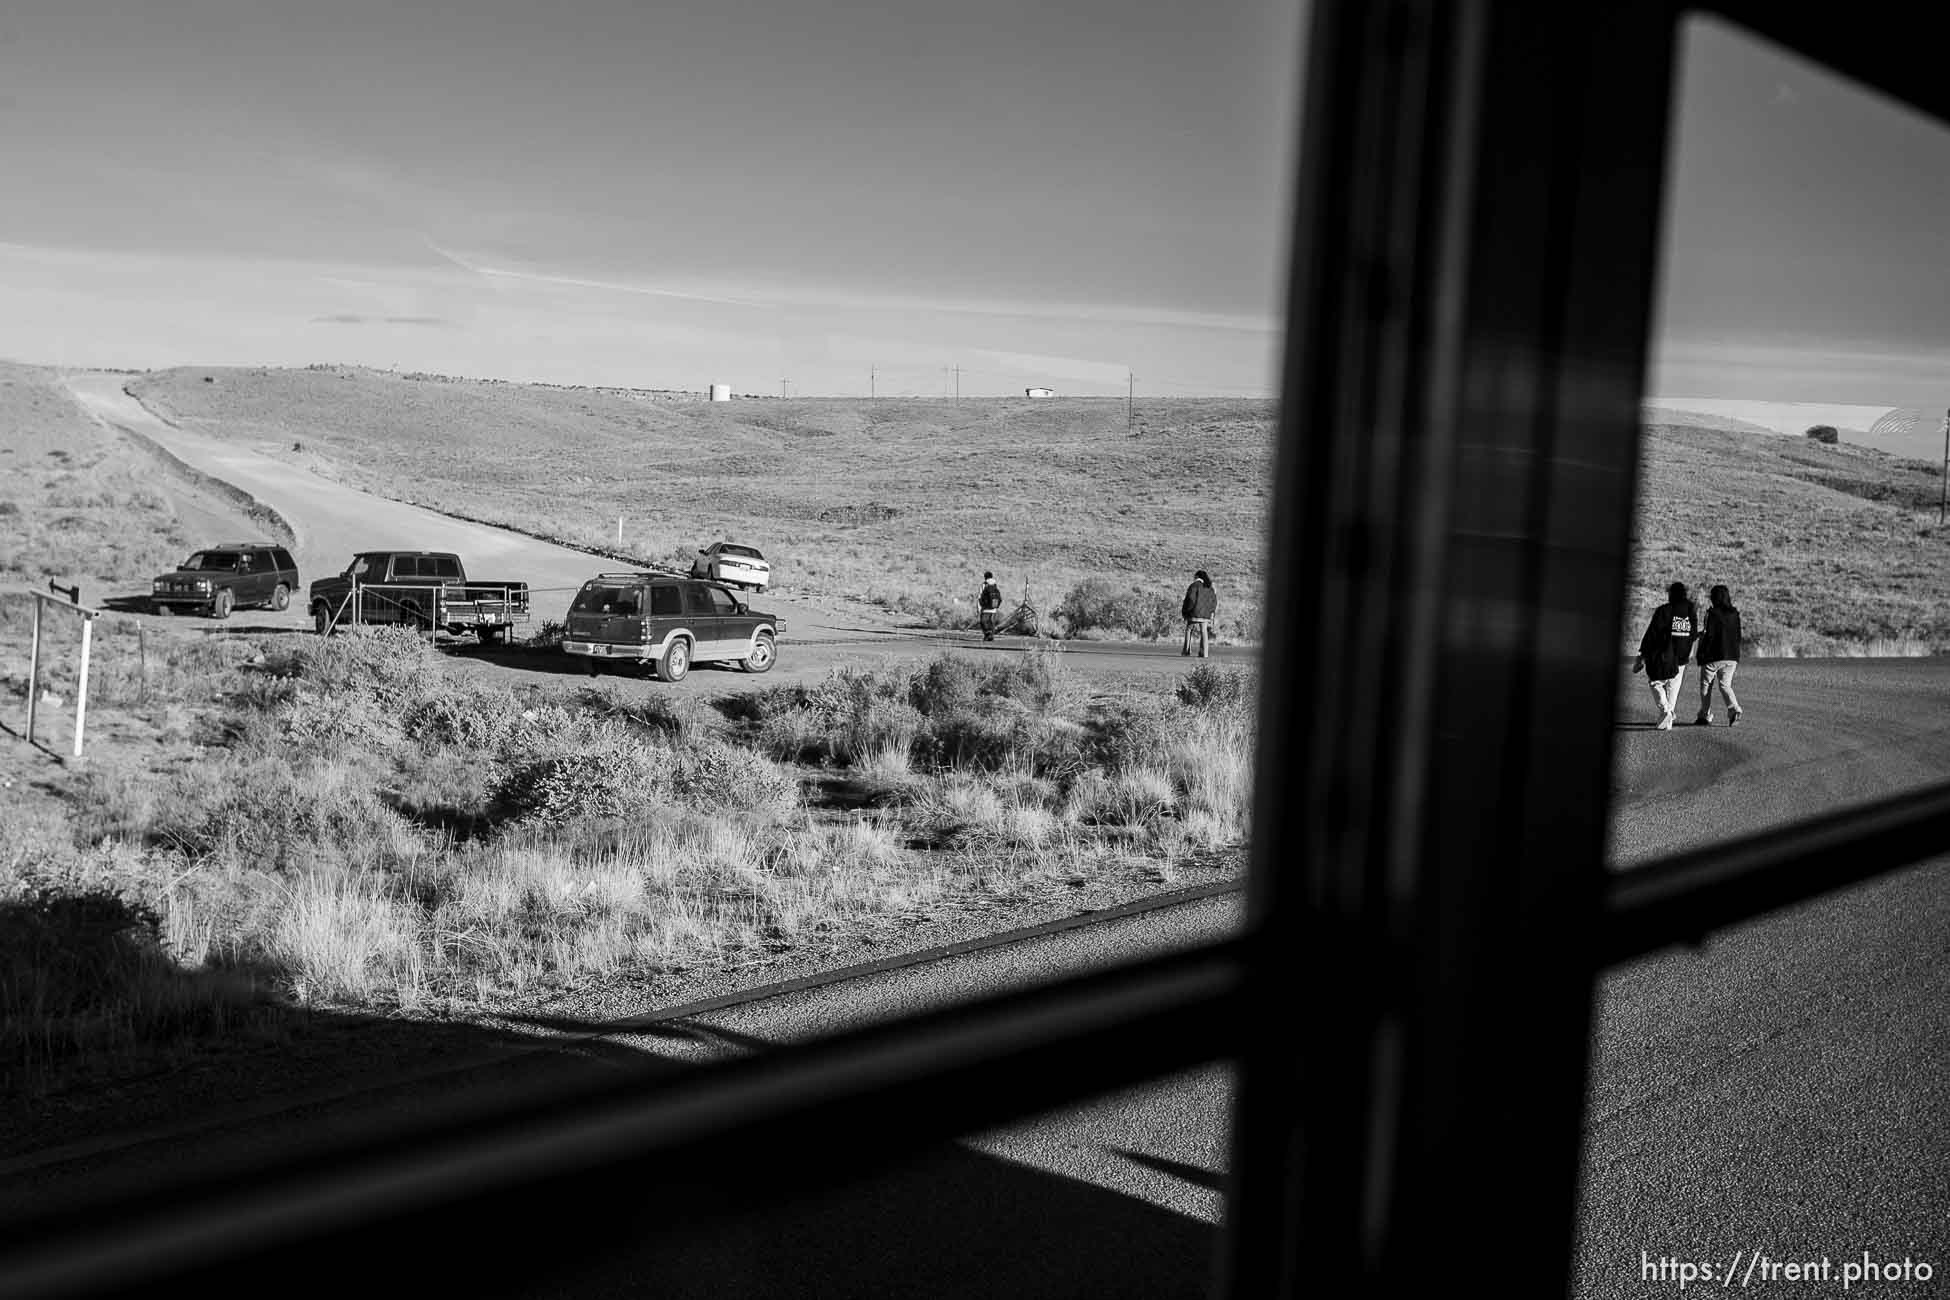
[1632,581,1701,731]
[1694,583,1743,725]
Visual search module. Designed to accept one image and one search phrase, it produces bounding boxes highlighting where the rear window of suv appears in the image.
[571,582,641,614]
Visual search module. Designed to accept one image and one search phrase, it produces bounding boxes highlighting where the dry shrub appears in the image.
[670,738,801,814]
[1055,578,1179,639]
[489,742,667,826]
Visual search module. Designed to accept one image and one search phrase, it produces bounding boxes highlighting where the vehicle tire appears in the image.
[655,637,691,683]
[212,589,234,620]
[477,626,504,647]
[402,603,432,633]
[584,658,600,677]
[152,600,173,617]
[313,604,332,636]
[270,583,290,612]
[741,632,775,674]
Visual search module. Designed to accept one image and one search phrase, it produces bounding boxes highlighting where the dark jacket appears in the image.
[1638,599,1700,680]
[978,581,1002,612]
[1182,580,1217,621]
[1697,606,1741,664]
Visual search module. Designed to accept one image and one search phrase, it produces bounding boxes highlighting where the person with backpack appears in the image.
[1181,570,1217,658]
[1632,580,1701,731]
[1693,583,1743,726]
[977,571,1003,641]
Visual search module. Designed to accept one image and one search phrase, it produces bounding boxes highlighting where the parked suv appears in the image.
[151,542,299,619]
[563,573,783,681]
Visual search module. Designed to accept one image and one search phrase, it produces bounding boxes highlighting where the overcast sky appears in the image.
[0,5,1944,402]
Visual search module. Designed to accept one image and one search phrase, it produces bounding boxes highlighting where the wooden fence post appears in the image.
[25,596,43,745]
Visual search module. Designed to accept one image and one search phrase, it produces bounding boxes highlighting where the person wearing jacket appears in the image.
[1180,570,1217,658]
[1632,580,1701,731]
[1693,583,1743,726]
[977,571,1003,641]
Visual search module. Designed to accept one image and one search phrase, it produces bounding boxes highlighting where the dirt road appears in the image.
[60,372,1250,692]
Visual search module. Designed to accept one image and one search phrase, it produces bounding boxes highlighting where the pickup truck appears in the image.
[308,551,530,645]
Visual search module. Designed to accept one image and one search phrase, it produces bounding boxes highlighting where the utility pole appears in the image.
[1940,407,1948,525]
[1127,371,1135,429]
[870,365,876,400]
[781,378,787,400]
[953,364,962,404]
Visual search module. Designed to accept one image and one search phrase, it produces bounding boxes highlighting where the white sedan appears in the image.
[691,541,772,591]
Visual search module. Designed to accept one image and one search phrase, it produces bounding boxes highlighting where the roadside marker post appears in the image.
[72,615,93,759]
[25,596,42,745]
[1938,408,1946,526]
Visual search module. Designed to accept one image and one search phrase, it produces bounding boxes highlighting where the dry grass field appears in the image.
[127,365,1947,653]
[0,361,193,595]
[1631,420,1947,654]
[3,622,1252,1096]
[129,366,1277,641]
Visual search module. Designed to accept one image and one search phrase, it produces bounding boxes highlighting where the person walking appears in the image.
[1693,583,1743,726]
[1632,580,1701,731]
[1181,570,1217,658]
[977,571,1003,641]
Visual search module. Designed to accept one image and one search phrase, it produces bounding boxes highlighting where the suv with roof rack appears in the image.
[150,542,299,620]
[563,572,783,681]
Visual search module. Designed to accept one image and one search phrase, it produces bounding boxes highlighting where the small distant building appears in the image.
[709,383,732,402]
[1025,387,1054,398]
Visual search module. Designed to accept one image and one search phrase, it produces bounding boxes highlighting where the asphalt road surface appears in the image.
[19,373,1946,1297]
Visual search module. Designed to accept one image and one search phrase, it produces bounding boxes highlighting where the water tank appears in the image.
[709,383,732,402]
[1025,387,1054,398]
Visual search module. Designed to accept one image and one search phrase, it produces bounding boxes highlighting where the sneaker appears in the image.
[1729,708,1741,726]
[1656,711,1675,731]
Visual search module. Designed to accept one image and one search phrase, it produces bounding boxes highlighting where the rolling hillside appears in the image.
[89,365,1950,654]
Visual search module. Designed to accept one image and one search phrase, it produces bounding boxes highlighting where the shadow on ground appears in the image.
[6,989,1222,1300]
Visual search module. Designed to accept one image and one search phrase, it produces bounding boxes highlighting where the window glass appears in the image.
[706,586,738,614]
[429,555,462,580]
[0,0,1298,1251]
[571,583,637,613]
[1620,15,1950,865]
[1585,18,1950,1294]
